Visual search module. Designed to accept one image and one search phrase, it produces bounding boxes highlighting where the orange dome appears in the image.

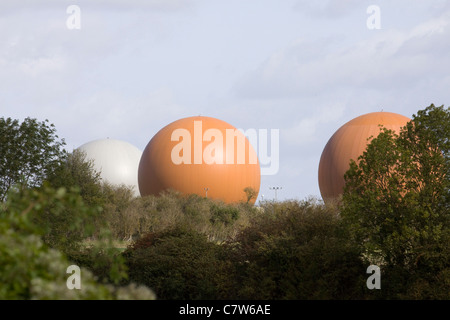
[138,116,261,204]
[318,111,411,202]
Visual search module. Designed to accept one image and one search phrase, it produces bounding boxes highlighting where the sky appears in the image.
[1,0,449,202]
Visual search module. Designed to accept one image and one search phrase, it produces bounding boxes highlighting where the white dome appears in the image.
[77,138,142,197]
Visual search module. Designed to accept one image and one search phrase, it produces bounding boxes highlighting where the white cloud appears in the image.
[235,9,450,100]
[55,87,186,150]
[282,103,346,147]
[17,55,66,77]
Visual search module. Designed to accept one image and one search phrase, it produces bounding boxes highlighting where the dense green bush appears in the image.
[123,226,231,300]
[120,198,370,300]
[8,183,98,255]
[0,185,155,300]
[46,149,104,208]
[229,199,367,300]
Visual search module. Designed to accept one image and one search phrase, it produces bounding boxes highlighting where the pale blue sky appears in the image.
[1,0,449,201]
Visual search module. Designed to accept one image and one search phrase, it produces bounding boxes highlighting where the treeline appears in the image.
[0,104,448,299]
[121,196,367,300]
[72,189,449,300]
[3,181,447,299]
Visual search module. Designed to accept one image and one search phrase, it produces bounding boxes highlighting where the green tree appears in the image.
[341,104,450,299]
[0,117,66,201]
[0,185,155,300]
[6,183,129,284]
[123,226,229,299]
[231,199,366,300]
[243,186,257,204]
[46,149,104,207]
[402,104,449,209]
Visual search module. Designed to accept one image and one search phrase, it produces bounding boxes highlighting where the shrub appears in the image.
[0,185,155,300]
[123,226,231,299]
[231,198,366,299]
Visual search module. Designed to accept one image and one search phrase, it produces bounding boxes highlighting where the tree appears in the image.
[46,149,104,207]
[403,104,449,209]
[6,183,128,282]
[123,226,229,299]
[243,187,257,204]
[0,184,155,300]
[231,199,366,299]
[341,104,450,299]
[0,117,66,201]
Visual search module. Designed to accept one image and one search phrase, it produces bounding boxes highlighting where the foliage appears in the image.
[230,199,366,300]
[123,226,229,300]
[210,203,240,226]
[5,184,130,284]
[46,149,104,207]
[121,198,368,300]
[2,108,448,300]
[101,189,257,243]
[0,117,66,201]
[0,186,155,300]
[243,186,258,203]
[341,104,450,299]
[403,104,449,209]
[6,183,96,254]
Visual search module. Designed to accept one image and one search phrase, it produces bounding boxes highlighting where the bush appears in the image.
[231,199,366,299]
[0,185,155,300]
[101,189,258,244]
[46,149,104,208]
[123,226,231,299]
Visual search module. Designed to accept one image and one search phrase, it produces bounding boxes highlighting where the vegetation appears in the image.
[46,149,104,208]
[0,105,448,299]
[226,199,366,300]
[123,226,230,300]
[0,117,66,201]
[0,184,154,299]
[341,104,450,299]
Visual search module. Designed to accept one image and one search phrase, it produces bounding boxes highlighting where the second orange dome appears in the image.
[138,116,261,204]
[318,111,411,202]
